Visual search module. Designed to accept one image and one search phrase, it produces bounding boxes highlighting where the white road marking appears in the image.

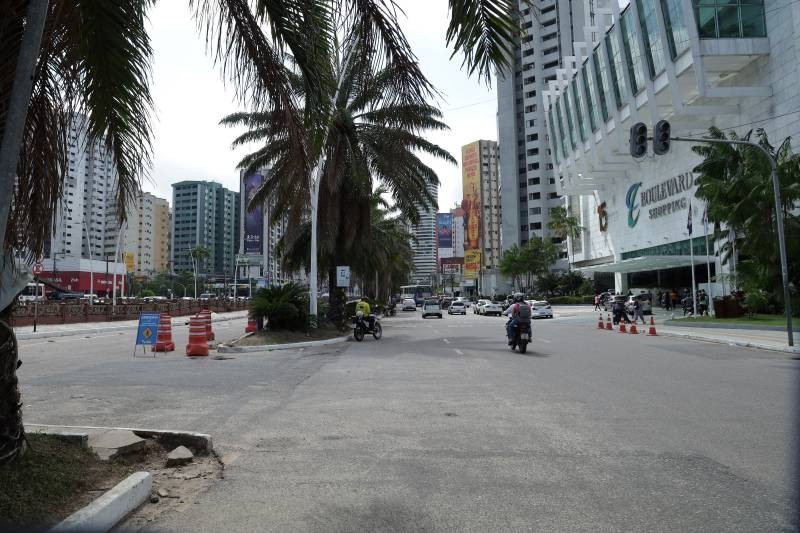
[454,349,464,355]
[533,337,551,343]
[442,338,450,344]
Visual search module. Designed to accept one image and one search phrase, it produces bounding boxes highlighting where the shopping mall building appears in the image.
[542,0,799,295]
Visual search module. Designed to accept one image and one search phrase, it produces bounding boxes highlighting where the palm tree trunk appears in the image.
[0,305,25,464]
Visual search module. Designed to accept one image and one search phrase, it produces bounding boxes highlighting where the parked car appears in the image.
[531,300,554,319]
[474,299,488,314]
[199,293,214,300]
[48,291,83,301]
[422,299,443,319]
[402,298,417,311]
[625,293,653,315]
[482,301,504,316]
[448,301,467,315]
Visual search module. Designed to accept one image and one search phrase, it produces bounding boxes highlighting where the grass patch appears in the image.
[0,434,128,528]
[236,324,346,346]
[673,313,796,328]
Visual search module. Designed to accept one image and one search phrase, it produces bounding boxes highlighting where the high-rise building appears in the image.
[461,140,502,268]
[171,181,239,277]
[114,192,171,276]
[497,0,592,265]
[410,180,439,285]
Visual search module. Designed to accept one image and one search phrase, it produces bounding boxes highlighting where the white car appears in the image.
[402,298,417,311]
[531,300,553,319]
[482,301,503,316]
[422,299,443,319]
[448,301,467,315]
[474,299,489,314]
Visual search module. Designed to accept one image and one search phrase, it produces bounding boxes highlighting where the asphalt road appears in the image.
[16,307,797,531]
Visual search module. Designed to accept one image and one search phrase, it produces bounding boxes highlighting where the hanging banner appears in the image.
[461,141,482,279]
[437,213,453,249]
[243,172,265,255]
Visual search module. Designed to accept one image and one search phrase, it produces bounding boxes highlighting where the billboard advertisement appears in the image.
[440,257,463,276]
[461,142,482,279]
[243,172,264,255]
[437,213,453,249]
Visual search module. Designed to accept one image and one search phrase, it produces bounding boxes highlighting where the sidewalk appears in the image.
[14,310,248,341]
[658,322,798,354]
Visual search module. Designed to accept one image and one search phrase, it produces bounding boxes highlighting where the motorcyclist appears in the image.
[355,296,374,330]
[503,293,532,343]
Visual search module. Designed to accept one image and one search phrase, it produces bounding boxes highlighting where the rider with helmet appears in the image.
[503,293,532,342]
[355,296,374,330]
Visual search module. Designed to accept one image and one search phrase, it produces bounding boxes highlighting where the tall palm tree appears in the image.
[0,0,524,464]
[222,48,455,323]
[188,245,211,297]
[547,205,583,268]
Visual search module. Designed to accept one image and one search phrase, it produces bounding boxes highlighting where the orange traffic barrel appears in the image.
[245,317,256,333]
[186,315,209,357]
[201,309,215,341]
[154,313,175,352]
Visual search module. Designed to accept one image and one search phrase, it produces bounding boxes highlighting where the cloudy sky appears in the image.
[144,1,497,212]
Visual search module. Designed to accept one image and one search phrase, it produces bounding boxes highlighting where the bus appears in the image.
[400,284,433,306]
[18,282,45,302]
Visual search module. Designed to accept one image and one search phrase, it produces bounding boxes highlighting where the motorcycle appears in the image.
[387,302,397,316]
[352,312,383,342]
[507,321,531,353]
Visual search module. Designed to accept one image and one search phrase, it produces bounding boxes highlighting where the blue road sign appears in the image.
[136,312,161,346]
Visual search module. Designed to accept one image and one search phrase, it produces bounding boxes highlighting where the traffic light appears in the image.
[653,119,671,155]
[629,122,648,159]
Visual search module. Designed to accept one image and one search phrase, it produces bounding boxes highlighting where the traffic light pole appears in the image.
[670,136,794,347]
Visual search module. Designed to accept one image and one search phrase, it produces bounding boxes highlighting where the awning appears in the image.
[575,254,714,274]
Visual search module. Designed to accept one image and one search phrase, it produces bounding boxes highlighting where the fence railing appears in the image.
[10,299,249,327]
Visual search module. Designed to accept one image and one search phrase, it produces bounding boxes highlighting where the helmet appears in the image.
[513,292,525,303]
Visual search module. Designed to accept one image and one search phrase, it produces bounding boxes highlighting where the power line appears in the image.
[685,108,800,136]
[442,98,496,113]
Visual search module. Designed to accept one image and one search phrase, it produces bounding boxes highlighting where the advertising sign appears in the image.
[461,141,482,279]
[135,312,160,346]
[336,266,351,287]
[123,252,136,273]
[243,172,265,254]
[437,213,453,249]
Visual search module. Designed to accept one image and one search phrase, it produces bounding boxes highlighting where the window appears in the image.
[529,192,541,200]
[694,0,766,38]
[621,9,647,94]
[548,108,561,164]
[662,0,690,57]
[605,33,626,108]
[637,0,667,78]
[549,192,560,199]
[581,67,599,131]
[592,51,611,121]
[529,207,542,215]
[571,81,588,141]
[529,177,541,185]
[563,90,578,149]
[532,222,543,230]
[527,133,539,141]
[555,101,569,158]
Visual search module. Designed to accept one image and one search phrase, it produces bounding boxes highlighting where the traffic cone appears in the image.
[605,314,613,330]
[245,317,256,333]
[186,315,209,356]
[647,316,658,336]
[201,309,215,341]
[597,313,605,329]
[153,313,175,352]
[629,322,638,334]
[618,321,627,333]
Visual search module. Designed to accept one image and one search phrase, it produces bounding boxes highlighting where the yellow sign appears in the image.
[464,249,481,280]
[123,252,135,273]
[461,141,482,279]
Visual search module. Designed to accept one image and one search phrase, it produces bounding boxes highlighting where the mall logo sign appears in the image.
[625,182,642,228]
[626,172,694,228]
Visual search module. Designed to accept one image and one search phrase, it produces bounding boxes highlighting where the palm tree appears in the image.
[547,206,583,268]
[0,0,524,464]
[499,244,523,291]
[221,47,455,324]
[188,245,211,298]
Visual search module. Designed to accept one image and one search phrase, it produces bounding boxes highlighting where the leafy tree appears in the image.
[250,283,309,330]
[536,272,560,297]
[499,244,524,291]
[547,206,583,268]
[692,127,800,302]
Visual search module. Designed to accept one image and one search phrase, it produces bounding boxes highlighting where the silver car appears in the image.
[531,300,553,319]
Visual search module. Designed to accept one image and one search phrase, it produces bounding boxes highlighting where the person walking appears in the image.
[633,299,646,325]
[594,293,601,311]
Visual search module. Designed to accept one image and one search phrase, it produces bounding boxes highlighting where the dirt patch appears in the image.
[234,326,346,346]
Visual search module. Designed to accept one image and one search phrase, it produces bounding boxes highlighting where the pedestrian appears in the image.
[699,290,709,316]
[594,293,601,311]
[633,299,646,325]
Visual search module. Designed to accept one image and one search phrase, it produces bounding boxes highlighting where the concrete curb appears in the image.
[50,471,152,532]
[27,424,213,455]
[218,334,351,353]
[16,312,246,341]
[658,329,800,354]
[664,319,800,333]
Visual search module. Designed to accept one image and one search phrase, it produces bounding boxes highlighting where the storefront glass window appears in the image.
[592,51,611,121]
[563,90,578,149]
[636,0,667,78]
[620,9,647,94]
[693,0,766,38]
[581,66,600,131]
[661,0,690,58]
[622,237,708,259]
[605,33,626,108]
[571,81,588,141]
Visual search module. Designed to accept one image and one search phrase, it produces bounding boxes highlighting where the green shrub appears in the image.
[141,289,155,298]
[744,289,770,316]
[250,283,309,330]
